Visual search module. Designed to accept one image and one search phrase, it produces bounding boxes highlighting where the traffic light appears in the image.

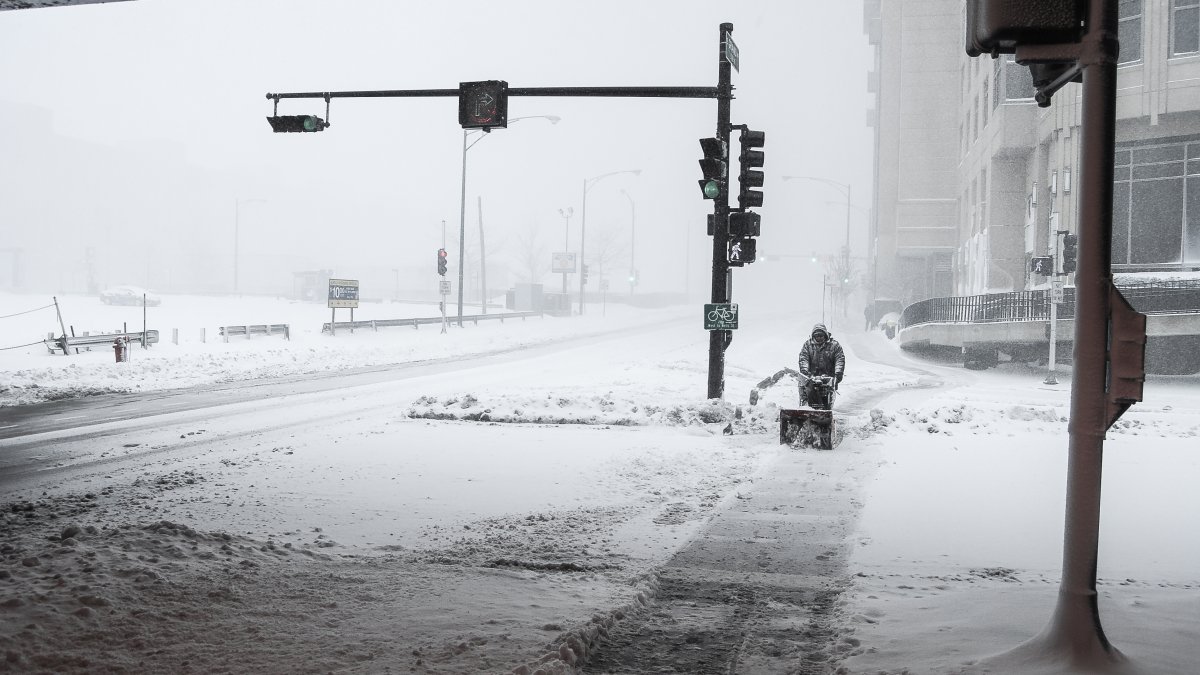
[698,137,727,200]
[964,0,1084,57]
[737,128,765,209]
[628,269,639,285]
[582,264,590,286]
[1061,233,1078,274]
[459,80,509,129]
[437,248,448,276]
[267,115,328,133]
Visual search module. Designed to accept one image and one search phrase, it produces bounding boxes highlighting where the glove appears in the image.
[835,373,843,385]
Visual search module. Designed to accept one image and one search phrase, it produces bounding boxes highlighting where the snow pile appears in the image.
[406,390,777,434]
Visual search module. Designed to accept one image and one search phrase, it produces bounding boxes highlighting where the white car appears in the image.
[99,285,161,306]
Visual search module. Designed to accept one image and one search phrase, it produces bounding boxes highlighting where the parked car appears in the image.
[100,285,161,306]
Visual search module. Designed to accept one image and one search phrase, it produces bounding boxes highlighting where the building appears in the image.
[864,0,1200,306]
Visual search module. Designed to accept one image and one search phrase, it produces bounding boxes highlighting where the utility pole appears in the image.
[706,22,734,400]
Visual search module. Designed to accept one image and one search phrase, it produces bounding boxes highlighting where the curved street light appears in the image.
[457,115,560,325]
[579,169,640,314]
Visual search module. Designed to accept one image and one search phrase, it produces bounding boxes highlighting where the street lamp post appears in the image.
[558,207,573,299]
[579,169,640,315]
[234,198,265,294]
[456,115,560,327]
[620,189,636,296]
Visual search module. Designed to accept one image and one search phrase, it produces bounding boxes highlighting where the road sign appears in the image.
[600,279,610,292]
[327,278,359,308]
[704,303,739,330]
[551,252,577,273]
[723,35,740,71]
[1050,278,1065,304]
[439,280,451,295]
[459,80,508,129]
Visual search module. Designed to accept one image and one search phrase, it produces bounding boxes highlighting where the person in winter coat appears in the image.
[797,323,845,406]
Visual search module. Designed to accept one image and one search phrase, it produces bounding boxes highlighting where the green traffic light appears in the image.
[702,180,720,199]
[302,116,319,131]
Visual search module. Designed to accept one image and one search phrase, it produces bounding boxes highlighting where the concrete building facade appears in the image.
[864,0,1200,306]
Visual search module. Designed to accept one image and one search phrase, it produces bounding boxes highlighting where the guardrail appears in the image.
[900,279,1200,330]
[46,330,160,355]
[321,311,543,334]
[219,324,291,341]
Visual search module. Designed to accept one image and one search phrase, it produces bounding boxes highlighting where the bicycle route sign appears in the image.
[704,303,739,330]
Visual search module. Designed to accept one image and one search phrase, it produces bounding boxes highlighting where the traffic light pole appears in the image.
[1010,0,1129,668]
[707,23,734,400]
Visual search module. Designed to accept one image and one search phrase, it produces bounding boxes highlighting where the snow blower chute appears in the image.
[749,368,837,449]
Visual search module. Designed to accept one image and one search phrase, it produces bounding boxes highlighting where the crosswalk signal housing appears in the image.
[964,0,1084,57]
[437,248,448,276]
[738,129,765,209]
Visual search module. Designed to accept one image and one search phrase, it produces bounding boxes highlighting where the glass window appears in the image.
[1188,179,1200,261]
[982,79,989,128]
[1134,163,1186,179]
[1113,181,1131,265]
[1132,145,1185,163]
[992,58,1001,110]
[1005,57,1034,99]
[1120,0,1144,64]
[1172,0,1200,56]
[1131,179,1184,263]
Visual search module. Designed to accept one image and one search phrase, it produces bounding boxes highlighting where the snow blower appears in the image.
[749,368,837,449]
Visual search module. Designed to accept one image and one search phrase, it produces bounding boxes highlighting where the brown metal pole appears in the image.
[1036,0,1127,666]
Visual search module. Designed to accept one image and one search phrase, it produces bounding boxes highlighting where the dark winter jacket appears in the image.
[798,324,845,379]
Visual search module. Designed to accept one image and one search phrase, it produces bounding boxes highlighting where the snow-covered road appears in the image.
[2,292,1197,674]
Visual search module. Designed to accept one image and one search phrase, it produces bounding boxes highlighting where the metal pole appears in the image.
[579,177,588,315]
[234,199,240,294]
[706,22,734,400]
[478,195,487,314]
[1046,291,1059,384]
[457,129,468,328]
[843,184,852,316]
[1029,0,1124,665]
[621,189,636,296]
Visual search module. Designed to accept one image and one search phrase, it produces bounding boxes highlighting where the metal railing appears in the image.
[899,279,1200,330]
[219,324,290,341]
[321,311,543,334]
[46,330,160,355]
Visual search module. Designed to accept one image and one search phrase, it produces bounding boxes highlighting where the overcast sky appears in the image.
[0,0,872,300]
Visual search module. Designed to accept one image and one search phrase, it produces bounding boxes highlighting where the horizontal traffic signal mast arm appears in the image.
[265,86,720,100]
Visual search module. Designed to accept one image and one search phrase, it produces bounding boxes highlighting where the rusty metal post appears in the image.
[1014,0,1129,668]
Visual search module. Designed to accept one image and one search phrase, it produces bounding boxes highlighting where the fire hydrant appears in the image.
[113,338,127,363]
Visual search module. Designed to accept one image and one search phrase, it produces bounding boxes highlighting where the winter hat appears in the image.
[811,323,830,339]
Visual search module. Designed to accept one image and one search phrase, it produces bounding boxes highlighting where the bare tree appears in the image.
[586,221,630,287]
[511,219,551,284]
